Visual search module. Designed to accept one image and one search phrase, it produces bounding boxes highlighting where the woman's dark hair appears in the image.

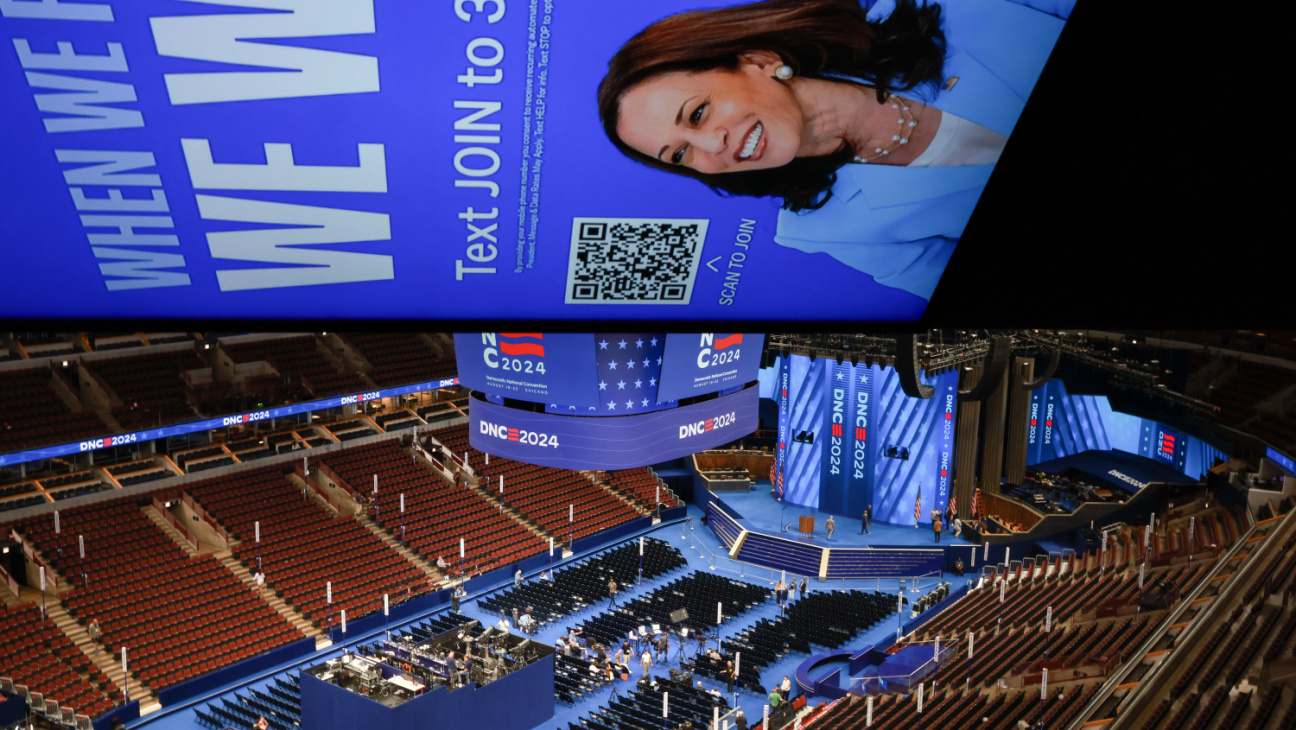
[598,0,946,211]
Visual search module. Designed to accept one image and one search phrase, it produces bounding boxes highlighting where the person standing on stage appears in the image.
[825,515,835,540]
[952,516,963,538]
[781,675,792,702]
[514,569,524,589]
[799,577,808,601]
[724,659,736,695]
[656,631,670,663]
[934,515,943,543]
[451,585,466,612]
[640,647,654,677]
[861,505,872,535]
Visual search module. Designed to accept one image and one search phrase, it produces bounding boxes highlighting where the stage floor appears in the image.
[713,483,976,550]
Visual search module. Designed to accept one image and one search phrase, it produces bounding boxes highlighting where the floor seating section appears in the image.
[478,538,687,629]
[185,465,433,626]
[0,367,108,452]
[339,333,457,387]
[604,468,683,511]
[572,571,770,652]
[572,674,730,730]
[555,653,613,706]
[434,424,642,543]
[221,336,369,398]
[14,491,304,691]
[318,440,544,578]
[0,602,121,719]
[85,349,204,431]
[195,673,300,730]
[691,589,896,695]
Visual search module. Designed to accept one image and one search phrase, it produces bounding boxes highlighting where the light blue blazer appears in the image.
[774,0,1073,301]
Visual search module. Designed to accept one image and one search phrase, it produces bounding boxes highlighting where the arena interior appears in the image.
[2,330,1296,730]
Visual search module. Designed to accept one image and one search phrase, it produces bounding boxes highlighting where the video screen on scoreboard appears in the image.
[0,0,1073,322]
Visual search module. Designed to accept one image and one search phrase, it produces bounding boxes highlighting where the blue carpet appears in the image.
[129,504,941,730]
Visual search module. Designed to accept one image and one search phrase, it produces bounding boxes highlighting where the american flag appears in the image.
[971,488,982,520]
[545,334,677,415]
[914,492,922,527]
[947,495,957,523]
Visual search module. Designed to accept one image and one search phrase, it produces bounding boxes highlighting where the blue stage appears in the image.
[712,486,976,550]
[703,484,976,579]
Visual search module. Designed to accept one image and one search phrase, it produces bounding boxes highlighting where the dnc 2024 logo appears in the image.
[480,333,547,374]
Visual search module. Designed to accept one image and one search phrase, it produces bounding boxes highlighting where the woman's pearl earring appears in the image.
[774,65,794,81]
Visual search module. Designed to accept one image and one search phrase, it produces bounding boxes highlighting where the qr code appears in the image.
[566,218,709,304]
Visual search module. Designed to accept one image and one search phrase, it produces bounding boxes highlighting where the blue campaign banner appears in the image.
[847,362,875,516]
[0,376,459,467]
[818,360,852,514]
[468,385,758,470]
[454,332,597,406]
[0,0,1071,322]
[776,354,791,497]
[658,333,764,403]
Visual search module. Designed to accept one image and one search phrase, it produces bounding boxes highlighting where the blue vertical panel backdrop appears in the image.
[1026,380,1228,480]
[770,355,957,524]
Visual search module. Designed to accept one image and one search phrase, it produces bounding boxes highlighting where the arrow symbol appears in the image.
[705,256,723,272]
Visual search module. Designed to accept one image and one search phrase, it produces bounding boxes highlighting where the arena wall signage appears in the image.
[467,385,758,470]
[0,0,1072,321]
[0,377,459,468]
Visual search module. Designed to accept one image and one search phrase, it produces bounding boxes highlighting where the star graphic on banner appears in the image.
[627,359,636,369]
[625,399,634,409]
[617,380,626,390]
[650,337,659,347]
[599,340,609,350]
[618,339,628,349]
[589,406,597,411]
[607,402,617,410]
[550,404,557,409]
[835,372,844,381]
[634,379,643,389]
[608,360,618,370]
[569,406,577,412]
[656,357,662,366]
[635,339,644,348]
[643,358,650,368]
[650,377,658,387]
[599,380,607,390]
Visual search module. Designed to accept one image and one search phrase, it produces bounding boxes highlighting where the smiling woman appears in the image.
[598,0,1072,301]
